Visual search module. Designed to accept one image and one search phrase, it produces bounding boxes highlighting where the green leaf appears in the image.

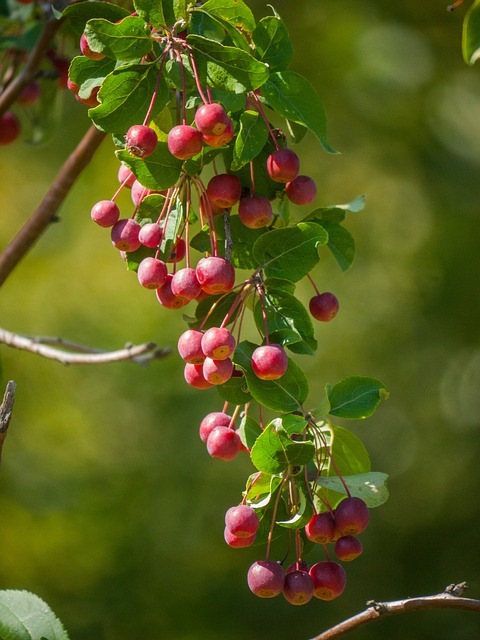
[315,472,389,508]
[162,0,189,26]
[158,197,183,260]
[61,1,130,36]
[194,0,255,51]
[261,71,335,153]
[0,590,70,640]
[226,138,282,200]
[319,424,371,476]
[238,415,262,450]
[216,373,252,405]
[253,222,328,282]
[250,419,315,474]
[303,195,366,224]
[320,222,356,271]
[116,143,182,190]
[91,63,169,134]
[231,110,269,170]
[234,341,309,412]
[269,413,308,436]
[252,15,293,72]
[463,0,480,65]
[327,376,389,420]
[85,17,152,60]
[134,0,165,27]
[68,56,116,98]
[188,291,240,330]
[277,481,313,528]
[187,34,269,93]
[245,472,283,507]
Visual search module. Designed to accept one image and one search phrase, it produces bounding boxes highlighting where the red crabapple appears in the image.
[309,292,339,322]
[126,125,158,158]
[286,175,317,205]
[266,148,300,183]
[137,257,168,289]
[334,536,363,562]
[167,237,186,263]
[224,528,256,548]
[111,218,141,252]
[0,112,20,145]
[206,426,241,460]
[201,327,236,360]
[156,274,190,310]
[167,124,203,160]
[178,329,205,365]
[309,561,346,601]
[202,357,234,385]
[247,561,285,598]
[286,561,310,574]
[251,344,288,380]
[238,195,273,229]
[80,33,105,60]
[194,103,230,136]
[225,505,259,538]
[90,200,120,228]
[117,164,136,188]
[282,570,314,605]
[196,256,235,295]
[305,511,336,544]
[206,174,242,208]
[199,411,231,443]
[202,119,234,147]
[75,86,100,108]
[184,363,213,390]
[67,78,80,96]
[139,223,163,248]
[334,497,370,536]
[171,268,202,301]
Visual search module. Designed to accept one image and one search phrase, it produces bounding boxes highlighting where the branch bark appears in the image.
[0,381,16,466]
[309,583,480,640]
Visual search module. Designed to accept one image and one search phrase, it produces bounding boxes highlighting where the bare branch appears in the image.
[0,381,16,465]
[309,583,480,640]
[0,124,106,287]
[0,327,171,366]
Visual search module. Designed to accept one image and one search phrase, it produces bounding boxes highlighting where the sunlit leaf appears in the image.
[0,590,70,640]
[327,376,389,419]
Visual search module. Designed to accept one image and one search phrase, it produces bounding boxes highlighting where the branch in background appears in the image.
[0,381,16,465]
[0,327,171,366]
[0,16,64,116]
[0,124,106,287]
[309,583,480,640]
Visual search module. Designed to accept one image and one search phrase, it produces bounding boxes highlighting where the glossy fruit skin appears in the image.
[309,561,346,601]
[202,357,233,385]
[196,257,235,295]
[282,570,315,605]
[126,125,158,158]
[334,535,363,562]
[286,175,317,205]
[201,327,236,360]
[238,196,273,229]
[251,344,288,380]
[167,125,203,160]
[267,148,300,183]
[202,119,234,147]
[156,274,189,310]
[199,411,231,443]
[80,33,105,60]
[0,112,20,145]
[309,292,339,322]
[111,218,141,252]
[178,329,205,365]
[90,200,120,228]
[305,511,336,544]
[206,174,242,208]
[224,527,256,548]
[137,257,167,289]
[75,86,100,108]
[184,362,213,390]
[195,103,229,136]
[225,505,259,538]
[206,426,241,460]
[167,237,186,263]
[117,164,136,188]
[335,497,370,535]
[247,561,285,598]
[138,223,163,248]
[171,268,202,301]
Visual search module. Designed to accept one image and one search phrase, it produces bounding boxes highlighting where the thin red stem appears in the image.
[251,93,280,151]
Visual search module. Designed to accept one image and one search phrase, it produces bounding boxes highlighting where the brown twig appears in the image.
[0,327,171,366]
[0,124,106,287]
[0,381,16,465]
[309,583,480,640]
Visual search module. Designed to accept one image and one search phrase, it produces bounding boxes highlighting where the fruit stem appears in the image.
[307,273,321,296]
[174,49,187,124]
[249,160,256,195]
[255,284,270,345]
[143,47,170,126]
[251,92,281,151]
[265,474,288,561]
[186,48,209,105]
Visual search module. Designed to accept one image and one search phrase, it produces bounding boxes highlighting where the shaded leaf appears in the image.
[68,56,116,98]
[231,110,269,170]
[217,373,252,405]
[321,222,356,271]
[463,0,480,65]
[252,15,293,72]
[315,472,389,509]
[238,414,262,450]
[303,195,366,224]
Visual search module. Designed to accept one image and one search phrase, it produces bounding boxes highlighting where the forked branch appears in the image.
[0,381,16,465]
[309,582,480,640]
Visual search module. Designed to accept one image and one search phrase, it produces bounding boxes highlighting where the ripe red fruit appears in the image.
[334,535,363,562]
[251,344,288,380]
[286,175,317,205]
[202,119,234,147]
[286,560,310,574]
[309,561,346,601]
[51,56,70,89]
[184,362,213,390]
[167,124,203,160]
[137,257,168,289]
[156,274,189,310]
[90,200,120,228]
[178,329,205,365]
[282,570,315,605]
[202,357,233,385]
[67,78,80,96]
[17,82,40,106]
[194,103,230,136]
[206,174,242,208]
[201,327,236,360]
[309,292,339,322]
[238,195,274,229]
[266,148,300,183]
[126,125,158,158]
[138,223,163,248]
[225,505,259,538]
[117,164,136,188]
[0,112,20,145]
[171,267,202,301]
[247,561,285,598]
[199,411,231,443]
[196,256,235,295]
[305,511,336,544]
[206,426,241,460]
[224,527,256,548]
[111,218,141,252]
[334,497,370,536]
[167,237,186,263]
[75,86,100,108]
[80,33,105,61]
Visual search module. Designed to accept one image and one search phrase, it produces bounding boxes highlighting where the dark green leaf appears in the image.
[189,11,226,42]
[327,376,389,419]
[116,143,182,190]
[252,15,293,72]
[319,424,371,476]
[261,71,335,153]
[302,195,366,224]
[85,17,152,60]
[231,110,269,170]
[463,0,480,65]
[188,291,239,330]
[226,138,282,200]
[194,0,255,51]
[253,222,328,282]
[315,472,389,508]
[162,0,189,26]
[250,420,315,474]
[217,373,252,405]
[321,222,356,271]
[0,590,70,640]
[68,56,116,98]
[134,0,164,27]
[61,1,129,36]
[277,481,313,528]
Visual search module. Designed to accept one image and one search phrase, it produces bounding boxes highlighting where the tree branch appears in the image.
[0,123,106,287]
[0,381,16,466]
[309,583,480,640]
[0,327,171,366]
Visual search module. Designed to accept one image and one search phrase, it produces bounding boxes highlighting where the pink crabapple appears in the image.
[111,218,141,252]
[194,103,230,136]
[80,33,105,60]
[309,292,339,322]
[137,257,168,289]
[171,268,202,301]
[0,112,20,145]
[238,195,274,229]
[251,344,288,381]
[285,175,317,205]
[167,124,203,160]
[202,119,234,147]
[206,426,241,460]
[247,561,285,598]
[202,357,234,385]
[282,570,315,606]
[201,327,236,361]
[125,125,158,158]
[156,274,189,310]
[304,511,336,544]
[225,505,259,538]
[334,535,363,562]
[199,411,232,443]
[309,561,347,601]
[334,497,370,536]
[90,200,120,228]
[206,174,242,208]
[224,528,256,548]
[266,148,300,183]
[196,256,235,295]
[178,329,205,365]
[184,362,213,390]
[138,223,163,248]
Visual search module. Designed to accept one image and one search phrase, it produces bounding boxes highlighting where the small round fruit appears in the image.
[334,535,363,562]
[75,86,100,108]
[0,112,20,145]
[167,237,186,263]
[111,218,141,252]
[184,362,213,390]
[90,200,120,228]
[201,327,236,360]
[309,292,339,322]
[202,119,234,147]
[196,256,235,295]
[286,175,317,205]
[206,174,242,208]
[117,164,136,188]
[137,257,167,289]
[17,82,40,106]
[247,561,285,598]
[178,329,205,365]
[126,124,158,158]
[251,344,288,381]
[266,148,300,183]
[80,33,105,61]
[282,570,314,605]
[334,497,370,536]
[224,527,256,548]
[202,357,233,385]
[167,124,203,160]
[67,78,80,96]
[195,103,229,136]
[199,411,231,443]
[139,222,163,248]
[225,505,259,538]
[206,426,241,460]
[309,561,346,601]
[238,195,273,229]
[171,267,202,301]
[305,511,336,544]
[156,274,189,310]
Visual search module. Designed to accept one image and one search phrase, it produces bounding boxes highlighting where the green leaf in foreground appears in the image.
[315,472,389,508]
[327,376,389,419]
[84,17,152,60]
[320,222,356,271]
[117,143,182,190]
[463,0,480,65]
[252,14,293,72]
[0,590,70,640]
[250,419,315,474]
[232,110,269,170]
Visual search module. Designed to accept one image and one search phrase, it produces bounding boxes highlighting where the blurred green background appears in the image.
[1,1,480,638]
